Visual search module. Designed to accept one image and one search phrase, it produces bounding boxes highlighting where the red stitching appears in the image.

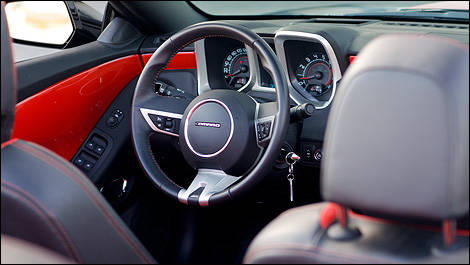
[15,141,153,263]
[147,133,180,188]
[12,141,153,264]
[1,184,82,262]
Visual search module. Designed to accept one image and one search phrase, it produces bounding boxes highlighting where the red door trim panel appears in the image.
[12,55,143,160]
[141,52,196,69]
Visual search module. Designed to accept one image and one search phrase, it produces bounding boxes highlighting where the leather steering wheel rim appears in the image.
[131,21,289,206]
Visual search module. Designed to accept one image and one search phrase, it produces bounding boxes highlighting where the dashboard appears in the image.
[145,18,468,168]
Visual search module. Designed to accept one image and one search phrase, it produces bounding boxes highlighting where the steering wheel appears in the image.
[131,21,289,206]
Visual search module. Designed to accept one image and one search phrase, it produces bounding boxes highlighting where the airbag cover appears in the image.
[185,100,233,156]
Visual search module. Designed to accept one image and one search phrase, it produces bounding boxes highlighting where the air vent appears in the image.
[383,22,468,29]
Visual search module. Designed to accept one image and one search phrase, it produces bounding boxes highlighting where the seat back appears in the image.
[322,34,469,221]
[244,34,469,264]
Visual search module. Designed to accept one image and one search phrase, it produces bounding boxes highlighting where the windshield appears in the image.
[191,1,469,20]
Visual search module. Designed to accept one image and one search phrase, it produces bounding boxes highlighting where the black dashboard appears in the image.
[141,17,469,172]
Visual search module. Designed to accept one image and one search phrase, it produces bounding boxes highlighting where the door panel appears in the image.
[12,55,143,159]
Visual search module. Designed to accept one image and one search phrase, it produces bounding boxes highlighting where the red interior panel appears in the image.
[349,55,356,63]
[141,52,196,69]
[12,55,143,160]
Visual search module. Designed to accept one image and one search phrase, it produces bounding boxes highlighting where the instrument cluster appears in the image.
[198,33,341,108]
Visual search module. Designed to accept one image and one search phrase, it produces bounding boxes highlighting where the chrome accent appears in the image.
[244,44,267,93]
[274,31,342,109]
[195,38,280,95]
[139,108,183,137]
[183,99,234,158]
[177,169,240,206]
[247,48,277,94]
[195,40,210,95]
[195,40,253,95]
[122,179,128,193]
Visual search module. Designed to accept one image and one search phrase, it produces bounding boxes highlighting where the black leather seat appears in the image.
[244,34,469,264]
[1,4,155,264]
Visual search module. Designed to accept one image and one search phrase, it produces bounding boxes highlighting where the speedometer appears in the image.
[223,47,249,89]
[295,52,332,96]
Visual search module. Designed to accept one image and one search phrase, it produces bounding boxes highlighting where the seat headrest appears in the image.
[1,2,17,143]
[321,34,469,220]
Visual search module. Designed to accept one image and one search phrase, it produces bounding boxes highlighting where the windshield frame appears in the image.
[187,1,469,23]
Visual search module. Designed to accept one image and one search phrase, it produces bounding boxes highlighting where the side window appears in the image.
[4,1,107,62]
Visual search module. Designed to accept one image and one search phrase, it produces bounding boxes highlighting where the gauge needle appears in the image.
[225,65,248,78]
[225,69,242,78]
[300,71,323,80]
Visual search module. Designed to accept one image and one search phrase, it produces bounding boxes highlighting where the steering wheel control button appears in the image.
[164,119,173,128]
[257,121,272,141]
[154,81,194,100]
[149,114,164,123]
[140,108,183,137]
[185,99,234,157]
[154,82,165,95]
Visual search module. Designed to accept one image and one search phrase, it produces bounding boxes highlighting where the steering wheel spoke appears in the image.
[136,94,191,137]
[177,169,240,206]
[140,108,183,137]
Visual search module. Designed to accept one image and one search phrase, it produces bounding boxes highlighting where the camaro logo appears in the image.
[195,121,221,128]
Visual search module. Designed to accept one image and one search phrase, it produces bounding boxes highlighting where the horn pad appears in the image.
[185,99,233,157]
[179,90,261,175]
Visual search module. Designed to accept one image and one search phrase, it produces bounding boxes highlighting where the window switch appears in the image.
[94,145,105,155]
[83,161,94,171]
[74,157,84,166]
[86,141,95,150]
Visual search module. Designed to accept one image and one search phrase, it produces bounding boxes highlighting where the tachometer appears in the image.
[295,52,332,96]
[223,47,249,89]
